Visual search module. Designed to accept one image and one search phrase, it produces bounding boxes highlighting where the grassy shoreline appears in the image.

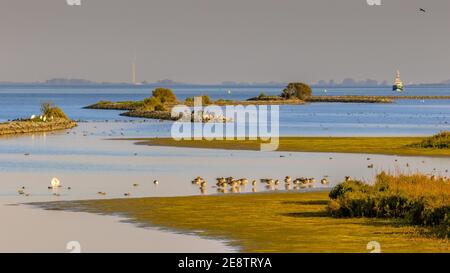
[37,191,450,252]
[122,136,450,157]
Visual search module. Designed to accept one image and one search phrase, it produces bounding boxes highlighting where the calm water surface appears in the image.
[0,85,449,252]
[1,85,449,136]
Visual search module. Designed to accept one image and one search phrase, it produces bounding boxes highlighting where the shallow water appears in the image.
[0,86,449,136]
[1,123,449,252]
[0,85,449,252]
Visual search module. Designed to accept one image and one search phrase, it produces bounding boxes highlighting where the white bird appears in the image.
[51,177,61,188]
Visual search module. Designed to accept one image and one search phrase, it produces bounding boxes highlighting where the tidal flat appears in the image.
[38,191,450,253]
[0,86,449,252]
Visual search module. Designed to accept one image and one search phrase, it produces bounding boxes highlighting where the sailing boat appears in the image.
[392,70,404,92]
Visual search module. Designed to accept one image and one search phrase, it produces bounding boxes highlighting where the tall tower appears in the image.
[132,60,137,85]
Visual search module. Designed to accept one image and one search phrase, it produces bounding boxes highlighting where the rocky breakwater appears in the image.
[0,118,77,136]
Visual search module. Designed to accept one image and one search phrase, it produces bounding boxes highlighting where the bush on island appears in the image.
[281,82,312,100]
[40,102,68,120]
[152,88,177,104]
[143,97,166,111]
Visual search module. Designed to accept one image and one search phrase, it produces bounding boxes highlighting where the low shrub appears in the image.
[143,97,165,111]
[408,131,450,149]
[152,88,177,104]
[281,82,312,100]
[40,102,68,119]
[328,172,450,238]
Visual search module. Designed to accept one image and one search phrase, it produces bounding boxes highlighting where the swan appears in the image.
[51,178,61,188]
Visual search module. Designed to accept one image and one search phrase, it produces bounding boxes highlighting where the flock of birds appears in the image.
[17,177,65,197]
[191,175,331,194]
[15,174,331,197]
[16,177,160,198]
[15,156,449,197]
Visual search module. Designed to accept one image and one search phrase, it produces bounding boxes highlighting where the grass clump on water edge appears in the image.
[328,172,450,238]
[408,131,450,149]
[45,179,450,252]
[39,102,69,120]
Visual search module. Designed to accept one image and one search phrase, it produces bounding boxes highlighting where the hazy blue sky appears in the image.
[1,0,449,84]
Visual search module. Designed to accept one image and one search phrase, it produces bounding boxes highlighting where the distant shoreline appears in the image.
[1,82,450,89]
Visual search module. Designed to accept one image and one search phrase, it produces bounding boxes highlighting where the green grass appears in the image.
[328,172,450,238]
[130,136,450,157]
[46,191,450,252]
[86,100,145,110]
[408,131,450,149]
[40,102,69,120]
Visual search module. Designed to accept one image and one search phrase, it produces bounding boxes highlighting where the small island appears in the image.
[0,102,77,136]
[85,82,450,121]
[84,83,385,120]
